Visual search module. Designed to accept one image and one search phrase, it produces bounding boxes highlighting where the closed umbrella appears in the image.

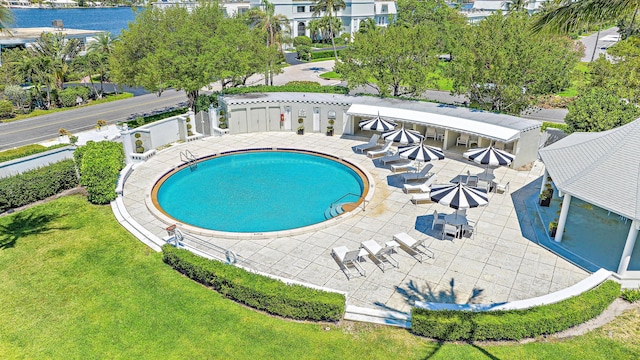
[359,112,396,132]
[382,126,424,144]
[430,182,488,210]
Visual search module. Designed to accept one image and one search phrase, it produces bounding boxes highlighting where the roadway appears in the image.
[0,90,186,151]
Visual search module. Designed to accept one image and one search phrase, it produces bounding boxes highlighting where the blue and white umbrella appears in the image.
[359,112,396,132]
[398,142,445,162]
[463,146,514,167]
[430,182,488,210]
[382,127,424,144]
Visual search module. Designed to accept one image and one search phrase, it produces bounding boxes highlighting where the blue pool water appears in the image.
[155,151,365,233]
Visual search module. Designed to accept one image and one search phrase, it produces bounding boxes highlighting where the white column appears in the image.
[554,193,572,242]
[120,128,134,164]
[540,169,548,195]
[618,220,639,275]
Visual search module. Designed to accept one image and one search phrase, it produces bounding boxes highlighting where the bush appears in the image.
[0,159,78,213]
[0,99,15,118]
[296,45,312,61]
[195,93,218,112]
[311,49,341,60]
[162,245,345,321]
[123,107,189,129]
[222,84,348,95]
[74,141,125,205]
[58,86,91,108]
[541,122,569,132]
[411,280,620,341]
[621,288,640,303]
[293,35,312,48]
[0,144,69,164]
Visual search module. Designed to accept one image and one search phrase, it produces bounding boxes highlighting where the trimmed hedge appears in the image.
[541,121,569,132]
[123,107,189,129]
[0,143,68,164]
[0,159,78,213]
[222,84,349,95]
[162,245,345,321]
[411,280,620,341]
[310,49,341,60]
[74,141,125,205]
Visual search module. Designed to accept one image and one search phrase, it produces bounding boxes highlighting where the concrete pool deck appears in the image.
[121,132,589,313]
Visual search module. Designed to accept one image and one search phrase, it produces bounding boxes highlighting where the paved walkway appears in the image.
[122,132,588,313]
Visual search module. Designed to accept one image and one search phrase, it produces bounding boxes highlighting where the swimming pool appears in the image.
[152,149,369,233]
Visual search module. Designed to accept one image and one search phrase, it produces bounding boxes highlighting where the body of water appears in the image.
[11,7,137,35]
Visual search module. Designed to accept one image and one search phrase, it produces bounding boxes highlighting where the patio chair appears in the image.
[494,141,505,150]
[494,181,510,194]
[432,210,446,230]
[461,220,476,239]
[379,151,402,165]
[367,140,393,158]
[401,163,434,183]
[331,246,367,279]
[456,133,470,147]
[442,224,459,240]
[455,209,467,217]
[360,239,399,272]
[465,170,478,188]
[403,174,437,193]
[393,232,435,262]
[391,161,416,173]
[436,128,445,141]
[354,134,380,153]
[468,136,479,147]
[425,126,437,140]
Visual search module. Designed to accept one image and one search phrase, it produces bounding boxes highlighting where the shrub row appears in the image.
[162,245,345,321]
[411,280,620,341]
[74,141,125,205]
[541,121,569,133]
[222,83,349,95]
[0,143,69,164]
[59,86,91,108]
[0,159,78,213]
[310,49,341,60]
[123,107,189,129]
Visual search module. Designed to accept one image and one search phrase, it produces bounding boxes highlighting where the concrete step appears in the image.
[344,305,411,328]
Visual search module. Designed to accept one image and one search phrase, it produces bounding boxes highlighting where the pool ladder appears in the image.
[180,149,197,170]
[324,193,368,220]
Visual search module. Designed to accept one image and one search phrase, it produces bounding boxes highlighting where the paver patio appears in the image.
[122,132,588,313]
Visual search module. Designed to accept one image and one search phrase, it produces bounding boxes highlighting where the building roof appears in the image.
[0,27,104,46]
[538,119,640,221]
[221,92,540,142]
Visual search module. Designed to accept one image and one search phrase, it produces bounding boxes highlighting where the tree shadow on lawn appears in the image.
[0,211,66,250]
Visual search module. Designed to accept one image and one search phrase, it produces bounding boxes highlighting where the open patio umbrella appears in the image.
[398,142,444,171]
[359,112,397,132]
[463,145,515,181]
[381,126,424,144]
[430,182,488,210]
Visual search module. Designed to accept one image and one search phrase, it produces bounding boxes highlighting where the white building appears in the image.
[153,0,397,38]
[460,0,551,23]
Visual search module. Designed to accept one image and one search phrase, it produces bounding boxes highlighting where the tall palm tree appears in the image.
[312,0,346,61]
[29,32,81,90]
[248,0,290,85]
[531,0,640,33]
[87,32,117,96]
[0,4,13,34]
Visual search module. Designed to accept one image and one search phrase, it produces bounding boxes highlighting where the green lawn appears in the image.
[0,195,638,359]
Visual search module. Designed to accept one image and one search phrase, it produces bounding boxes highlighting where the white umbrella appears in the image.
[359,112,396,132]
[430,182,488,210]
[381,126,424,144]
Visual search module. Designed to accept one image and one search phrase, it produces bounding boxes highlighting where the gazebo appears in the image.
[538,119,640,277]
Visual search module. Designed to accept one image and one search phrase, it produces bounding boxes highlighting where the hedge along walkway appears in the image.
[552,298,640,339]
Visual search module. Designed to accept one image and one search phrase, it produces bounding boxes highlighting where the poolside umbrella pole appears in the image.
[397,141,445,172]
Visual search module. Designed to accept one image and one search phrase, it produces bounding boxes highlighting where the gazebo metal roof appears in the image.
[538,119,640,222]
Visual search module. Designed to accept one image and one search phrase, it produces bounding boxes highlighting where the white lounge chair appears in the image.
[393,232,435,262]
[401,163,434,183]
[367,140,393,158]
[379,151,402,165]
[390,161,416,173]
[432,210,446,230]
[331,246,366,279]
[456,133,470,147]
[404,174,437,193]
[354,134,380,153]
[360,239,398,272]
[410,193,432,204]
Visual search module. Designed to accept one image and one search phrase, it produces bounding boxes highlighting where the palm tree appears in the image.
[531,0,640,34]
[0,4,13,34]
[29,32,81,90]
[312,0,346,61]
[358,18,378,34]
[248,0,290,85]
[87,32,117,96]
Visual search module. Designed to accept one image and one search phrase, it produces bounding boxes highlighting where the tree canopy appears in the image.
[565,87,640,132]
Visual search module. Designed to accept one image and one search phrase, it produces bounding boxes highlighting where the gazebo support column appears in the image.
[617,220,639,275]
[540,169,548,195]
[554,193,572,242]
